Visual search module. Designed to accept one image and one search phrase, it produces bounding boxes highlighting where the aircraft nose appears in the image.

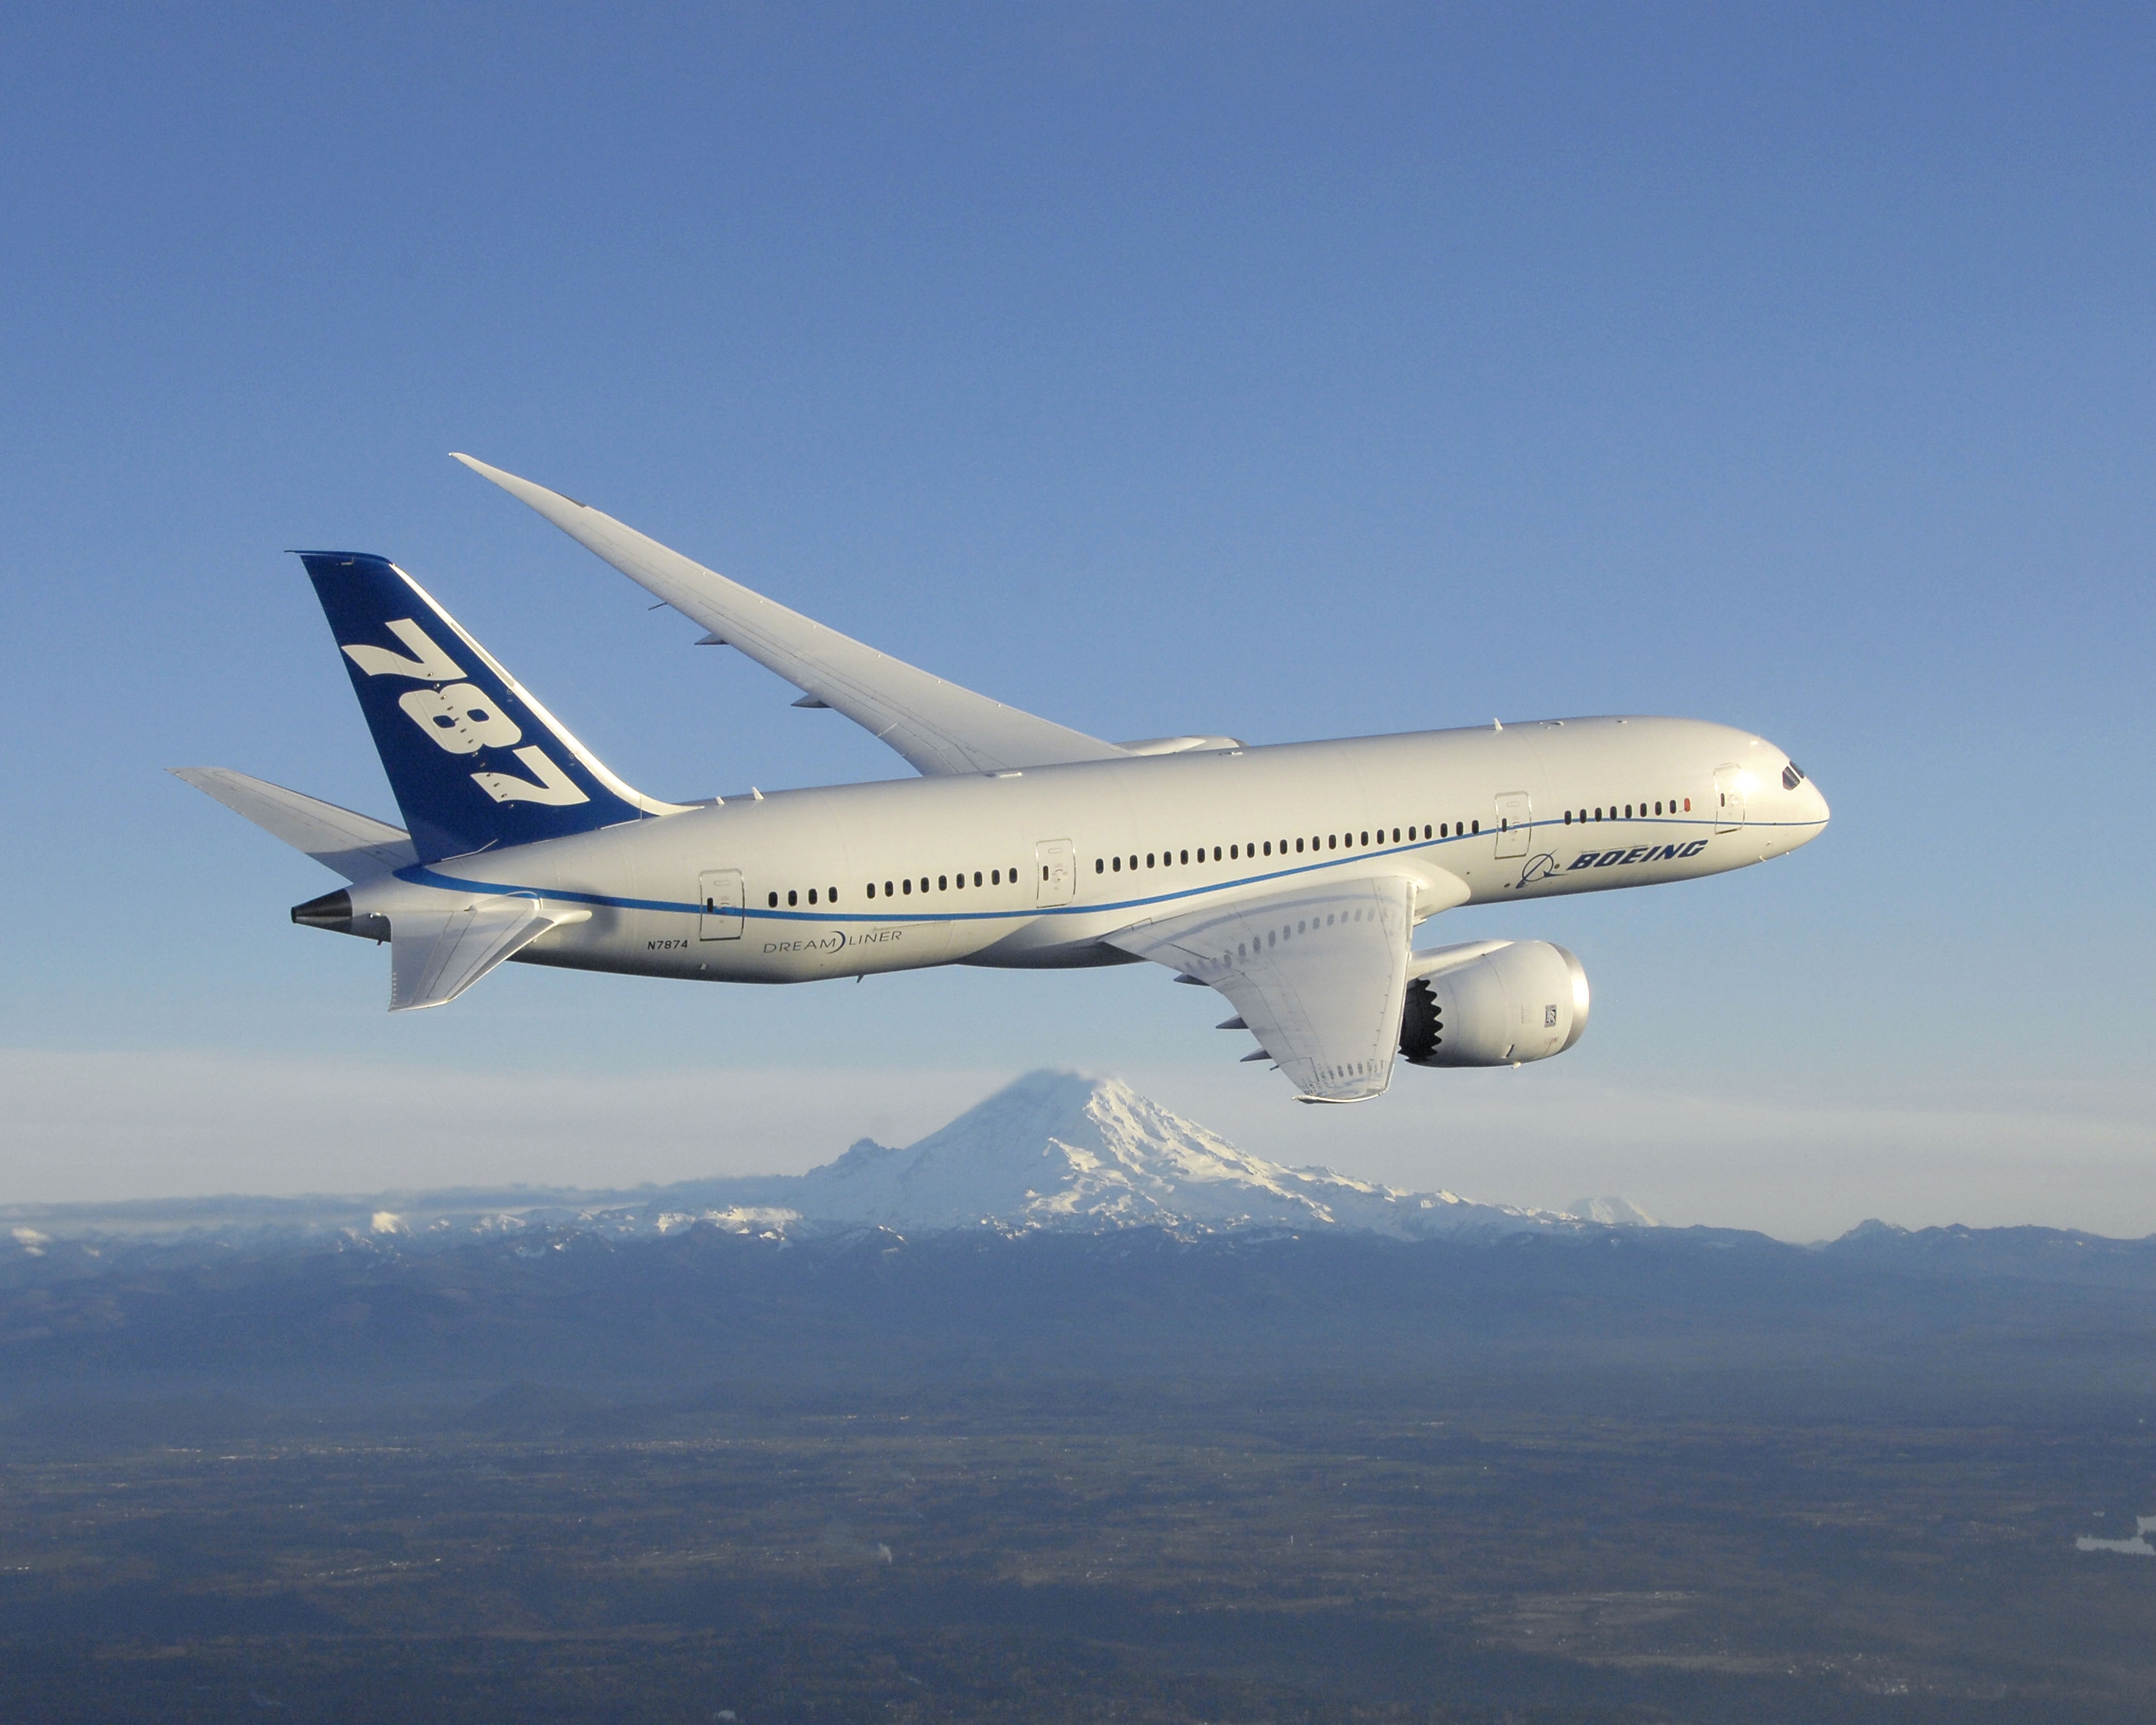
[1770,754,1829,845]
[1794,773,1829,838]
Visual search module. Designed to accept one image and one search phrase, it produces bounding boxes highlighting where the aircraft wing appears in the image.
[1106,876,1417,1104]
[453,454,1126,778]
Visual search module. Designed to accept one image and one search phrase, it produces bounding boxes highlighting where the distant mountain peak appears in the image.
[781,1069,1554,1239]
[1563,1196,1660,1228]
[0,1068,1578,1251]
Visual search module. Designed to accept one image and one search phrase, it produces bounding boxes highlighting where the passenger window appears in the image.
[1262,842,1271,856]
[1180,849,1188,864]
[1095,859,1104,874]
[1147,853,1156,868]
[867,883,876,898]
[768,892,778,908]
[885,881,895,896]
[1683,798,1691,812]
[1230,845,1238,859]
[1654,802,1661,815]
[1360,831,1368,845]
[808,889,817,904]
[1563,810,1572,825]
[953,873,962,889]
[1112,856,1121,872]
[1471,820,1479,834]
[1327,835,1335,849]
[830,888,838,902]
[787,890,798,906]
[1296,838,1304,852]
[938,876,947,891]
[992,869,1001,884]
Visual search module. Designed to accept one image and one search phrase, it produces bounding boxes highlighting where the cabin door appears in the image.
[698,868,744,939]
[1494,792,1532,859]
[1713,766,1746,833]
[1034,840,1077,906]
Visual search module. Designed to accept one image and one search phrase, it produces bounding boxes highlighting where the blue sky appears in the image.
[2,4,2149,1235]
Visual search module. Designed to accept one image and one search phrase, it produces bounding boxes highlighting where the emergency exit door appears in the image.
[1034,840,1076,906]
[1494,792,1532,859]
[1713,766,1746,833]
[697,868,743,938]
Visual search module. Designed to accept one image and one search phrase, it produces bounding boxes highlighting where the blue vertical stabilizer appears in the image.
[299,553,679,863]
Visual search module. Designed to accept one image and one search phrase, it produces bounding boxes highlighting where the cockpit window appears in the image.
[1782,762,1806,789]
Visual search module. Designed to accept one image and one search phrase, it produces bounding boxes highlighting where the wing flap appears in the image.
[453,454,1125,778]
[1107,877,1416,1103]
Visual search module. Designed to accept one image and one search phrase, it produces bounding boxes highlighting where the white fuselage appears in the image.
[348,714,1830,985]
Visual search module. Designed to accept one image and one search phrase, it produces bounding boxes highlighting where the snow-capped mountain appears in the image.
[762,1070,1567,1238]
[1563,1196,1660,1228]
[0,1070,1584,1251]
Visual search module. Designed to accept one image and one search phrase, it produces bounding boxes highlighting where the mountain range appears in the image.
[2,1070,2152,1407]
[6,1072,2149,1293]
[1,1070,1611,1253]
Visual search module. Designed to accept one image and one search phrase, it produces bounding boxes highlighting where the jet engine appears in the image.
[1398,940,1590,1067]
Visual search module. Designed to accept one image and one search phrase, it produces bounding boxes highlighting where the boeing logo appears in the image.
[1567,840,1710,870]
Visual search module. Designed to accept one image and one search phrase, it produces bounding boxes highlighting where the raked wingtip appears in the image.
[450,452,587,512]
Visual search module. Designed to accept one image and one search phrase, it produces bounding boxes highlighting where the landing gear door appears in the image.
[1494,792,1531,859]
[1713,766,1746,834]
[698,868,743,939]
[1034,840,1076,906]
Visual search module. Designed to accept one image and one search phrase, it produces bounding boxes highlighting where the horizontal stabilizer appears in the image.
[171,768,415,881]
[453,453,1126,778]
[389,898,589,1011]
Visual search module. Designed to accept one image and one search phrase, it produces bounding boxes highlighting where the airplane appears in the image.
[174,454,1831,1104]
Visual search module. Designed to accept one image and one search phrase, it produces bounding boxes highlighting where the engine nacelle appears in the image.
[1398,940,1590,1067]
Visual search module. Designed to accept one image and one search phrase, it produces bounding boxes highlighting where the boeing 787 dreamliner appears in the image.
[176,456,1829,1103]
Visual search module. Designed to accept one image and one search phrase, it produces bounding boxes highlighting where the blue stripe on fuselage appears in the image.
[394,815,1821,927]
